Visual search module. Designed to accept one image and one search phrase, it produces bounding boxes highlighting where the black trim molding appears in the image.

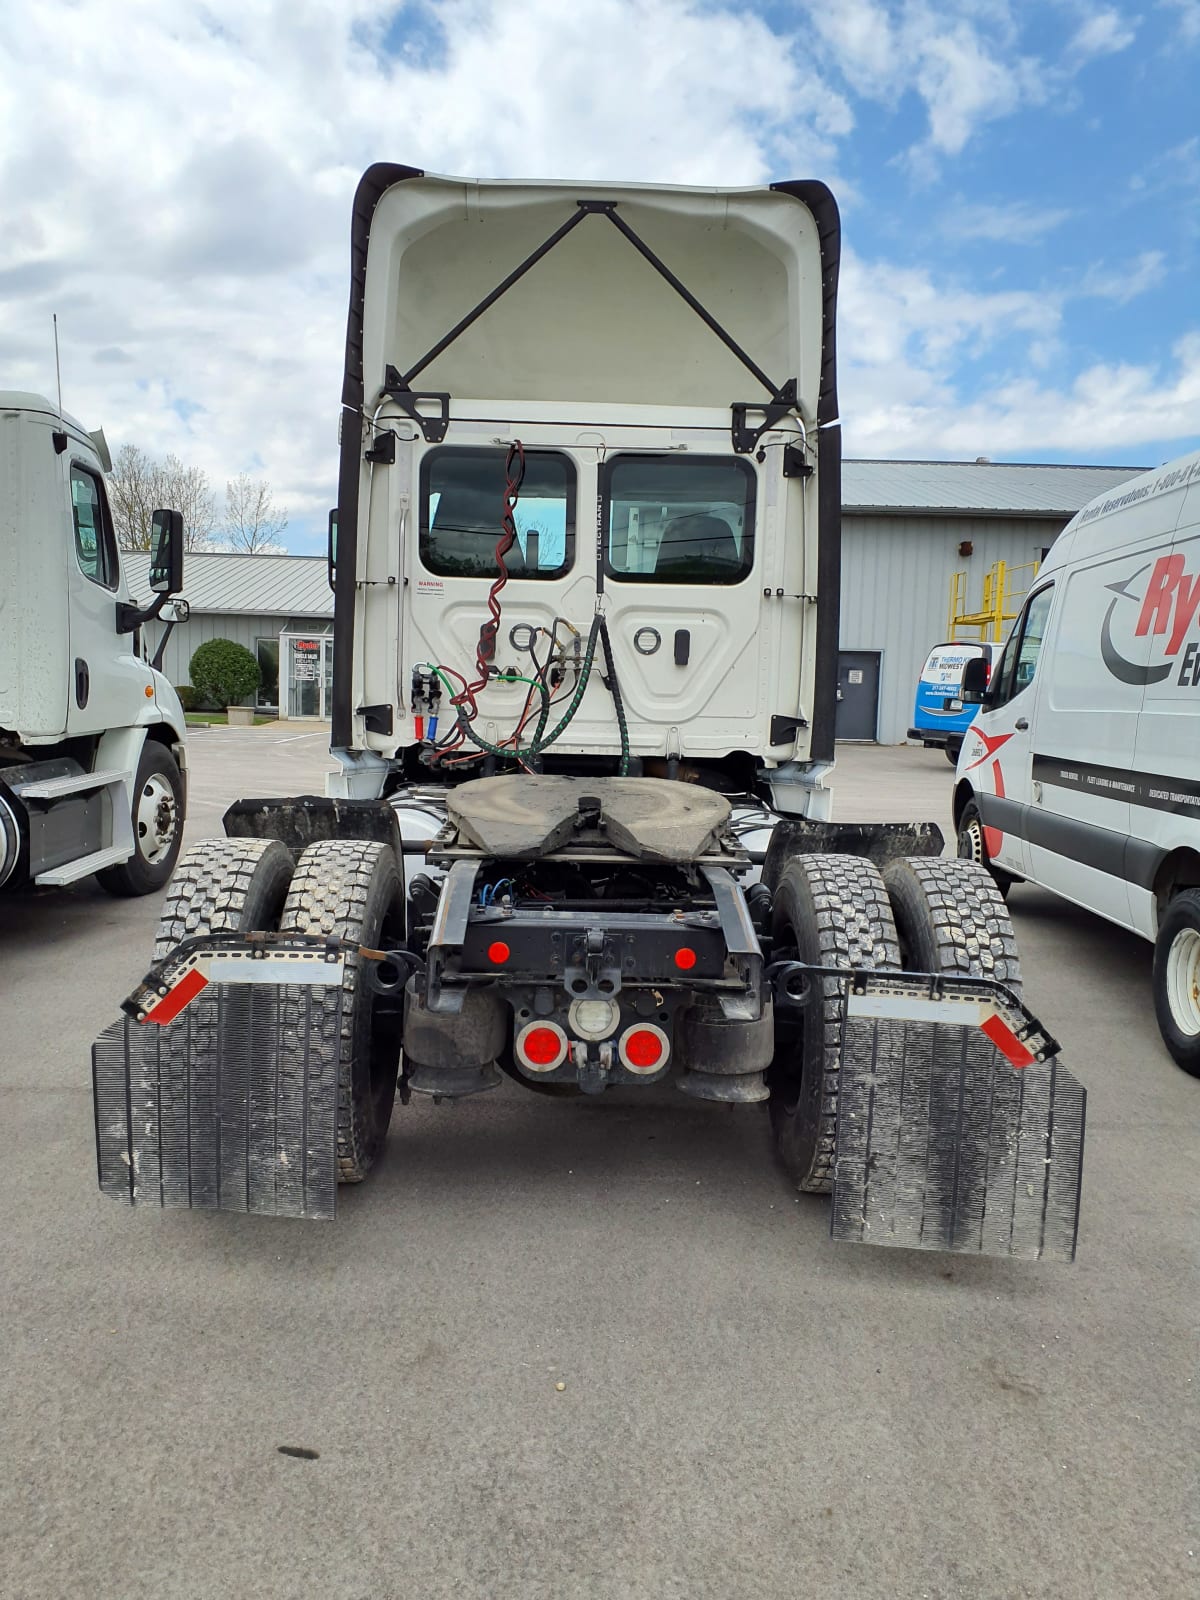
[976,751,1186,891]
[333,163,425,750]
[1032,754,1200,820]
[771,181,841,764]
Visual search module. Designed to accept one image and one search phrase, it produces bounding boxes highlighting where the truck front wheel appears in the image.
[280,840,406,1181]
[956,797,1014,900]
[97,741,184,898]
[768,854,901,1193]
[1152,890,1200,1078]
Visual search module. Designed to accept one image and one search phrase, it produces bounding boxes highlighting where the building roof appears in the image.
[842,458,1147,518]
[124,550,333,617]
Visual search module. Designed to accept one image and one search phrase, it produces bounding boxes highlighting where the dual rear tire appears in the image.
[153,836,405,1181]
[768,852,1021,1192]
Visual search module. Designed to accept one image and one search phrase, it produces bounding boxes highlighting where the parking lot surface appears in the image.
[1,730,1194,1599]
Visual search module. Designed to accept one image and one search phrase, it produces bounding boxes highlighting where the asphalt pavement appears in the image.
[0,729,1194,1599]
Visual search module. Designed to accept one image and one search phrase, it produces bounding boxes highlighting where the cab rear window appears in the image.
[602,455,755,585]
[419,448,574,579]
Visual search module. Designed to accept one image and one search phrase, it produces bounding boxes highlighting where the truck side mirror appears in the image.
[149,509,184,594]
[327,509,338,591]
[960,656,989,704]
[116,510,185,634]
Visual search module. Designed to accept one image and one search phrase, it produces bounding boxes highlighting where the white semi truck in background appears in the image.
[0,392,188,896]
[93,167,1086,1260]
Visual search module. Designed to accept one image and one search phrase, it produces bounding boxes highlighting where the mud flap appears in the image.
[825,973,1085,1261]
[92,936,345,1219]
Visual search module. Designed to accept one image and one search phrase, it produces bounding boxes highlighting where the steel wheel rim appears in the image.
[1166,927,1200,1036]
[958,816,985,865]
[137,772,177,864]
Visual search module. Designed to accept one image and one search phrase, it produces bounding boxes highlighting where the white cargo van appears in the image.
[953,446,1200,1074]
[0,391,188,895]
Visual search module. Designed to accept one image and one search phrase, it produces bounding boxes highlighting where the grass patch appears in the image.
[184,712,276,727]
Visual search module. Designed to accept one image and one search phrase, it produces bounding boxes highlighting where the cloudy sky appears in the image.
[2,0,1198,555]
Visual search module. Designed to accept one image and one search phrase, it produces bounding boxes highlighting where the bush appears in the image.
[189,639,261,709]
[175,684,199,712]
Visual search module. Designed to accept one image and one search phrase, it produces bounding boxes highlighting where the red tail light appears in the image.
[673,947,697,970]
[619,1024,670,1074]
[487,941,510,964]
[515,1021,568,1072]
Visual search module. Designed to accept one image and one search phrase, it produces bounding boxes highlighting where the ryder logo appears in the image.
[1100,552,1199,687]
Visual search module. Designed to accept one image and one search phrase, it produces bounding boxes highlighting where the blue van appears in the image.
[909,641,994,762]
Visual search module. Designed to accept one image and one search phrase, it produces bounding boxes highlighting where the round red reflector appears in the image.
[487,941,510,964]
[674,947,697,971]
[624,1029,664,1069]
[523,1026,562,1066]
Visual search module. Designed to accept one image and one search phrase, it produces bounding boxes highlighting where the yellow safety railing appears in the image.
[947,559,1040,643]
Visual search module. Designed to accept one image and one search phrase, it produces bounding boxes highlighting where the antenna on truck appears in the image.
[51,314,67,454]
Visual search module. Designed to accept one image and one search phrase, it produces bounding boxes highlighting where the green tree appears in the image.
[189,638,261,709]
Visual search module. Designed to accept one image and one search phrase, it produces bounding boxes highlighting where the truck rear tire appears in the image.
[97,742,185,898]
[152,837,295,962]
[768,854,900,1193]
[280,840,406,1182]
[882,856,1021,997]
[1152,889,1200,1078]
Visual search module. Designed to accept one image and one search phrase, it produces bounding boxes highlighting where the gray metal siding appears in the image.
[144,612,331,692]
[839,513,1063,744]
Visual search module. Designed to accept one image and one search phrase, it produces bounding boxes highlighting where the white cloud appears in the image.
[1067,8,1139,61]
[842,336,1200,458]
[841,248,1061,372]
[804,1,1049,165]
[0,0,1194,550]
[839,249,1196,459]
[0,0,845,547]
[1080,250,1167,303]
[1160,0,1200,43]
[942,200,1073,242]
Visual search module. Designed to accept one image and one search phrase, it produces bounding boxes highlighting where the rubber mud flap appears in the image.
[92,981,343,1219]
[829,1014,1085,1261]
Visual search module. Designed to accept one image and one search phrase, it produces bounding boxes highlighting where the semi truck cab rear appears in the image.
[93,168,1086,1260]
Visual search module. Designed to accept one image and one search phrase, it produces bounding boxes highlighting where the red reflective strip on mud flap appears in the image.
[142,966,209,1025]
[980,1012,1036,1069]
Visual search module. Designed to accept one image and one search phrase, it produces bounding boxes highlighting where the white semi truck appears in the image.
[0,392,188,896]
[93,167,1085,1259]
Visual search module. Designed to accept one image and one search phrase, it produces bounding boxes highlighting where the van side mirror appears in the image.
[960,656,989,704]
[149,509,184,594]
[327,509,338,591]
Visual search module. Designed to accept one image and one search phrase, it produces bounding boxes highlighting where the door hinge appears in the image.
[364,430,397,465]
[770,713,808,745]
[357,704,394,736]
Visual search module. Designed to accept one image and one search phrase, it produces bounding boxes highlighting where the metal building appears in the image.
[838,459,1145,744]
[124,551,333,716]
